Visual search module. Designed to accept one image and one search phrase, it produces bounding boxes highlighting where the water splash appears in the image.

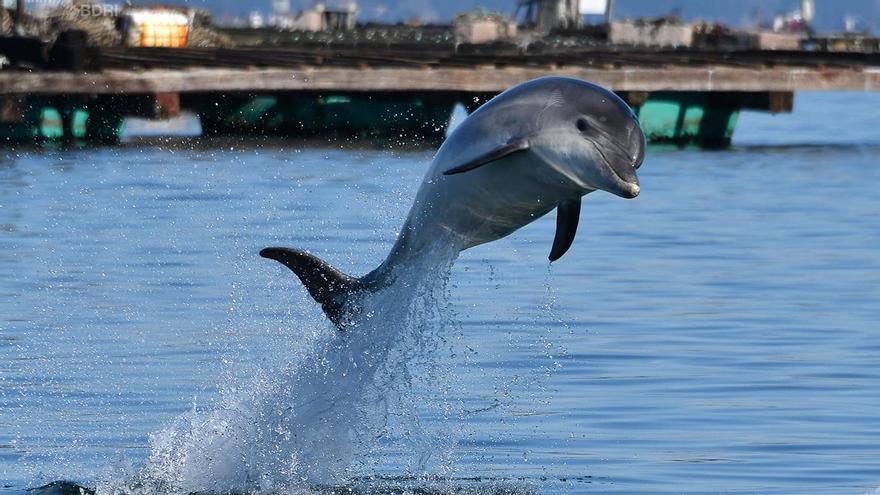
[98,242,462,494]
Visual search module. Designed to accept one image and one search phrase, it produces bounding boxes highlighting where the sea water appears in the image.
[1,92,880,494]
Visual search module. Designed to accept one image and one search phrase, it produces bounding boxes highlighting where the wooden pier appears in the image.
[2,65,879,94]
[2,43,880,147]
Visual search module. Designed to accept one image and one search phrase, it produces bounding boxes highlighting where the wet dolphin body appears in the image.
[261,76,646,328]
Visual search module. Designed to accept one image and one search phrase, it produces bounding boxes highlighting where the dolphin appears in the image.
[261,76,646,328]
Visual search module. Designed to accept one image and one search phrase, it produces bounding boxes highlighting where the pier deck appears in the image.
[3,44,880,94]
[1,65,879,94]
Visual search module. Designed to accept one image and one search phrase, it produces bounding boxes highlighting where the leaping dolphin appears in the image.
[261,76,646,328]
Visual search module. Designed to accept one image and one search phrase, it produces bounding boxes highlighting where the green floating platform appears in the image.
[637,92,740,148]
[0,97,89,143]
[191,93,456,143]
[1,92,742,148]
[192,92,741,148]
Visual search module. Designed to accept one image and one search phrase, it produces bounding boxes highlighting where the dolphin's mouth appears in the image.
[593,141,640,199]
[531,144,639,198]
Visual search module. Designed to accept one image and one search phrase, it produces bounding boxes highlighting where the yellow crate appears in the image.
[140,23,188,47]
[124,10,190,47]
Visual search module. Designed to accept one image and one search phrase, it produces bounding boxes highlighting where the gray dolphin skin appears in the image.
[261,76,646,328]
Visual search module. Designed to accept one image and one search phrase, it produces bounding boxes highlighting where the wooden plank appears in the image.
[0,66,878,94]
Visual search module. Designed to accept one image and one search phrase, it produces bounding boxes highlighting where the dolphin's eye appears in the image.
[576,118,589,133]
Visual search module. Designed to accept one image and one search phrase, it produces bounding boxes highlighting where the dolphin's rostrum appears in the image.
[261,76,646,328]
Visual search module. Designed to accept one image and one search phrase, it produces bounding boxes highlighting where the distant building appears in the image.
[801,0,815,25]
[516,0,582,31]
[772,0,814,33]
[609,17,694,48]
[248,10,264,28]
[453,11,517,44]
[267,0,358,32]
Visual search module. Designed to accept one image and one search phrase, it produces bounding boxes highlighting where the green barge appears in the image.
[1,89,789,148]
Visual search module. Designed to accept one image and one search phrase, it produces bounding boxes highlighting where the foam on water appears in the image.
[97,241,463,494]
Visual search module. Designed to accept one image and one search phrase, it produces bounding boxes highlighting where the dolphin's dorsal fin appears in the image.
[549,198,581,262]
[442,139,530,175]
[260,247,364,329]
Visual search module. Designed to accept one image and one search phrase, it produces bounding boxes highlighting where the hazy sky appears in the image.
[153,0,879,32]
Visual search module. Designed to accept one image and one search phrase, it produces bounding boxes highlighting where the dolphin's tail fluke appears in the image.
[260,247,370,329]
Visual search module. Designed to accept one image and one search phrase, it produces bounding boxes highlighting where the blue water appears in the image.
[2,92,880,494]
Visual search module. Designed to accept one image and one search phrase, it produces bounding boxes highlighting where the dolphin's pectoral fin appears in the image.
[260,247,366,330]
[442,139,530,175]
[548,198,582,262]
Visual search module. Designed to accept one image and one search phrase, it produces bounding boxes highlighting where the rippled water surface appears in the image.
[2,93,880,494]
